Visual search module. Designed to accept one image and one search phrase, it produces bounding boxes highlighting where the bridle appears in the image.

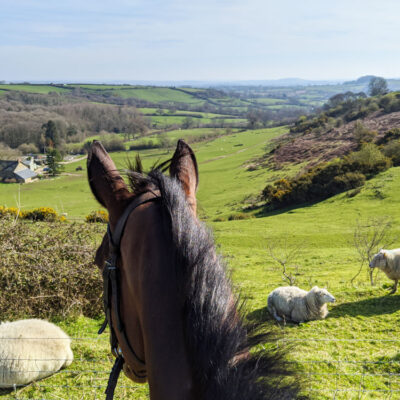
[98,191,161,400]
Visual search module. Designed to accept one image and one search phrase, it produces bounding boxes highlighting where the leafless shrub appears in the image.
[351,217,395,285]
[267,238,303,286]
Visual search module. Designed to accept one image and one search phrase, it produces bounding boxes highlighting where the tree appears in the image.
[182,117,195,129]
[246,110,260,129]
[45,148,63,177]
[368,77,389,96]
[351,217,395,285]
[42,120,60,149]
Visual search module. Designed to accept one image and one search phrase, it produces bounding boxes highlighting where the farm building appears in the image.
[0,160,38,183]
[21,157,38,171]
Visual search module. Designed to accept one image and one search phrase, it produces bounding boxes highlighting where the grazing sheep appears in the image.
[267,286,336,323]
[0,319,73,388]
[369,248,400,293]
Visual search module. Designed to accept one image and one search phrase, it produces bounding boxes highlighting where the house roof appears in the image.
[14,169,37,180]
[0,160,18,173]
[22,159,34,167]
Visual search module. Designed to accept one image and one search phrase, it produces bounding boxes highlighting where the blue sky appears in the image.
[1,0,399,82]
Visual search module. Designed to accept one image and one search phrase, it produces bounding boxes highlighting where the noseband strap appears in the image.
[98,191,160,399]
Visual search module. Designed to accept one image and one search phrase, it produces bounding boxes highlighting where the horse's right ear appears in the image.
[170,139,199,215]
[87,141,131,222]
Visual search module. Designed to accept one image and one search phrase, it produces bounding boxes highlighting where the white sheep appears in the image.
[369,248,400,293]
[267,286,336,323]
[0,319,73,388]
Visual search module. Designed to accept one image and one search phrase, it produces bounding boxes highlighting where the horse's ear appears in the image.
[170,139,199,214]
[87,141,131,221]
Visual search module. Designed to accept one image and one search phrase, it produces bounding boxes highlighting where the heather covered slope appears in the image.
[272,92,400,166]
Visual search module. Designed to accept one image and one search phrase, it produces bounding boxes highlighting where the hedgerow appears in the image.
[0,218,104,319]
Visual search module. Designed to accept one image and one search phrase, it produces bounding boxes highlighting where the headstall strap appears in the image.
[98,191,160,399]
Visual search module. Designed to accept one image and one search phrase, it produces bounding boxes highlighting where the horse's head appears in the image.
[87,140,198,392]
[87,139,301,399]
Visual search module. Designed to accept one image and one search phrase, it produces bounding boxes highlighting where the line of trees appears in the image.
[0,93,150,152]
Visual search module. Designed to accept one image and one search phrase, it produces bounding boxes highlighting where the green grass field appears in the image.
[0,84,71,94]
[105,87,203,104]
[2,126,400,398]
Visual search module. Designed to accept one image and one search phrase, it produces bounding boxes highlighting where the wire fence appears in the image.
[0,336,400,399]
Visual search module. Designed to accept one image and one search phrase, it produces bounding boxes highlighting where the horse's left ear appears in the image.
[87,141,132,224]
[170,139,199,215]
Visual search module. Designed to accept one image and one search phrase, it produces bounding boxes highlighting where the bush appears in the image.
[0,219,103,319]
[227,213,252,221]
[383,140,400,166]
[352,121,377,146]
[0,206,24,219]
[129,140,159,151]
[86,210,109,223]
[262,145,390,210]
[23,207,59,222]
[344,143,392,177]
[327,172,365,193]
[18,142,39,154]
[102,136,126,152]
[0,206,66,222]
[377,128,400,145]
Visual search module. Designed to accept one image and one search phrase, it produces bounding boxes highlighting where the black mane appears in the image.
[127,165,302,400]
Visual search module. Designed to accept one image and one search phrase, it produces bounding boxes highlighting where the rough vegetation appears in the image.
[0,218,103,319]
[262,144,391,209]
[272,91,400,166]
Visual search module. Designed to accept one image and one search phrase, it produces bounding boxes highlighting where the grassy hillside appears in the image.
[0,127,286,218]
[2,125,400,398]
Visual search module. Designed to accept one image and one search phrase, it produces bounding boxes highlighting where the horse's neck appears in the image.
[121,214,195,400]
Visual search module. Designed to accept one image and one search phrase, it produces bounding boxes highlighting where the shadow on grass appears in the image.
[247,305,272,323]
[247,305,304,327]
[251,202,316,219]
[329,294,400,318]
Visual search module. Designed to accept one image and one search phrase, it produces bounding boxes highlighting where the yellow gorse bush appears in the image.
[86,210,109,223]
[0,206,66,222]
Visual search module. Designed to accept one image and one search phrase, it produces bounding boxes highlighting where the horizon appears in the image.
[1,0,400,82]
[3,75,400,87]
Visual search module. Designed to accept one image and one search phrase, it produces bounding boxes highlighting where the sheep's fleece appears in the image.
[267,286,335,323]
[370,248,400,293]
[0,319,73,387]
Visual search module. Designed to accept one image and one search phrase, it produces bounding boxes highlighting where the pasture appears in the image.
[0,84,70,94]
[1,126,400,398]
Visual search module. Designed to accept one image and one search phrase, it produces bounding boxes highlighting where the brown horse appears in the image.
[87,140,301,400]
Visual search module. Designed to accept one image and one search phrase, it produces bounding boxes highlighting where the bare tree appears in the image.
[351,217,395,285]
[267,238,302,286]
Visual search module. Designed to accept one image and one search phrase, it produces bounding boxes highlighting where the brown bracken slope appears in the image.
[272,111,400,166]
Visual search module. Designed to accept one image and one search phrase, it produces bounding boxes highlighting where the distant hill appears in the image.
[343,75,379,85]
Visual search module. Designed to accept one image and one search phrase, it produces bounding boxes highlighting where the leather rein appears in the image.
[98,191,160,400]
